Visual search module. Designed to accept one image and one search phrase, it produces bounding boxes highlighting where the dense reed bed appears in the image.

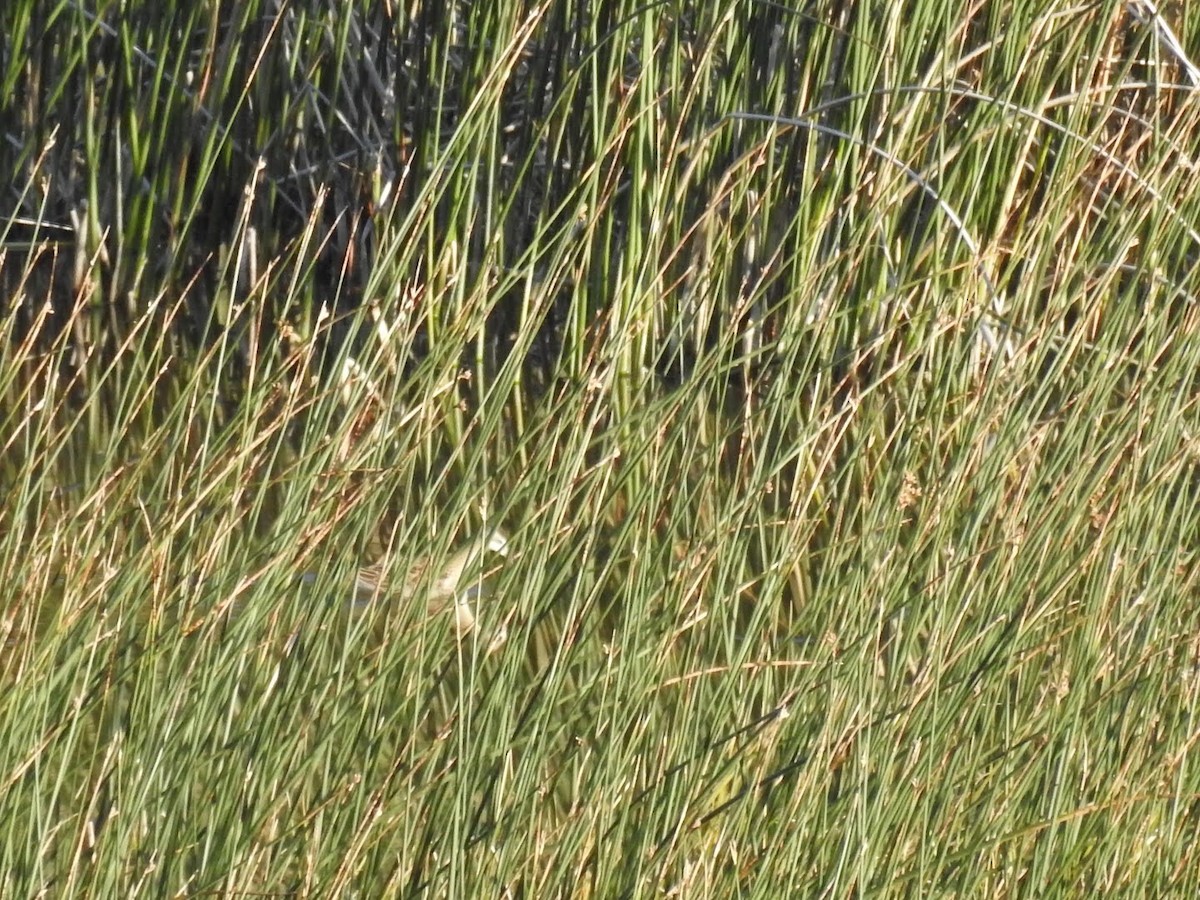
[4,0,1200,895]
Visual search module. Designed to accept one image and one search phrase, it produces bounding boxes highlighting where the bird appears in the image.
[351,527,509,635]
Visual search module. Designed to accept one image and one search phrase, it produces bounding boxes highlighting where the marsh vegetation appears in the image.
[4,0,1200,895]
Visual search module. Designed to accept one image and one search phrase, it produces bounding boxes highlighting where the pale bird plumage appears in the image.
[351,528,509,635]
